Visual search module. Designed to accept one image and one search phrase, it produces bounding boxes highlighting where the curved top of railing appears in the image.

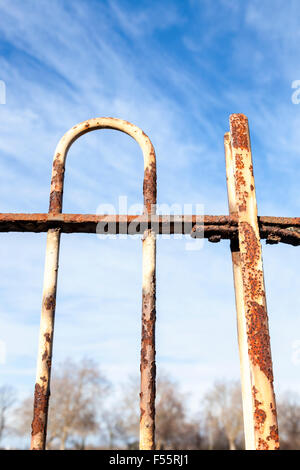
[49,117,157,215]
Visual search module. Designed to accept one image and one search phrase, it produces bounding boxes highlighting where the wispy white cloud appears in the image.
[109,0,183,37]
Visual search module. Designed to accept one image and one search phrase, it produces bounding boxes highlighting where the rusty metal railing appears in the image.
[1,114,299,450]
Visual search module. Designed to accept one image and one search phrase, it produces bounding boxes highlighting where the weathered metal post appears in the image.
[225,114,279,450]
[224,132,255,448]
[140,158,157,450]
[30,118,157,450]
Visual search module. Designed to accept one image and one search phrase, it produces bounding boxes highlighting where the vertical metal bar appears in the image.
[224,132,256,449]
[139,153,157,449]
[140,229,156,450]
[228,114,279,450]
[140,139,157,450]
[30,228,60,450]
[31,140,64,450]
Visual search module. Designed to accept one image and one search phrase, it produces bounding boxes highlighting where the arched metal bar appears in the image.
[30,118,157,450]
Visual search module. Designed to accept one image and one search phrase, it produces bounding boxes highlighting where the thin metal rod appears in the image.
[30,227,60,450]
[30,118,157,450]
[140,228,156,450]
[229,114,279,450]
[139,130,157,451]
[224,132,255,449]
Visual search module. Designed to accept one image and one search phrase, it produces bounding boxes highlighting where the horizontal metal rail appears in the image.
[0,213,299,245]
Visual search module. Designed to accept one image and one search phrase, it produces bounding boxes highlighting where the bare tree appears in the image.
[105,373,202,450]
[202,380,244,450]
[100,376,139,449]
[155,373,201,449]
[16,358,109,449]
[100,406,125,449]
[0,385,15,446]
[278,392,300,450]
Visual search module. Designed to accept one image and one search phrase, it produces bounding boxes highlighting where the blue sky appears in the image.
[1,0,300,446]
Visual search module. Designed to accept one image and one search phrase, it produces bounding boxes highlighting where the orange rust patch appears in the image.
[234,154,248,211]
[143,161,157,213]
[239,223,274,382]
[49,152,65,213]
[240,222,260,268]
[258,438,269,450]
[31,383,48,437]
[44,333,51,343]
[44,295,56,311]
[140,271,156,447]
[247,301,273,382]
[49,190,62,213]
[246,270,264,298]
[234,169,246,195]
[254,408,267,428]
[235,153,245,169]
[267,425,279,448]
[230,114,250,150]
[51,158,64,188]
[253,386,267,432]
[141,285,156,371]
[270,402,277,416]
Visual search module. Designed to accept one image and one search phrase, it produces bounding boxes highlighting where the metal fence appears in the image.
[1,113,299,450]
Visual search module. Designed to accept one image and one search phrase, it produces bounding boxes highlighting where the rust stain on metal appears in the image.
[254,407,267,429]
[240,221,260,264]
[140,277,156,447]
[270,402,277,416]
[258,438,269,450]
[49,152,65,214]
[44,296,56,311]
[208,234,221,243]
[140,407,145,422]
[253,386,267,432]
[267,425,279,447]
[51,159,64,188]
[235,153,245,170]
[44,333,51,342]
[239,223,273,382]
[49,190,62,213]
[140,226,156,450]
[31,383,48,438]
[230,114,250,150]
[143,161,157,213]
[141,290,156,361]
[266,233,281,244]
